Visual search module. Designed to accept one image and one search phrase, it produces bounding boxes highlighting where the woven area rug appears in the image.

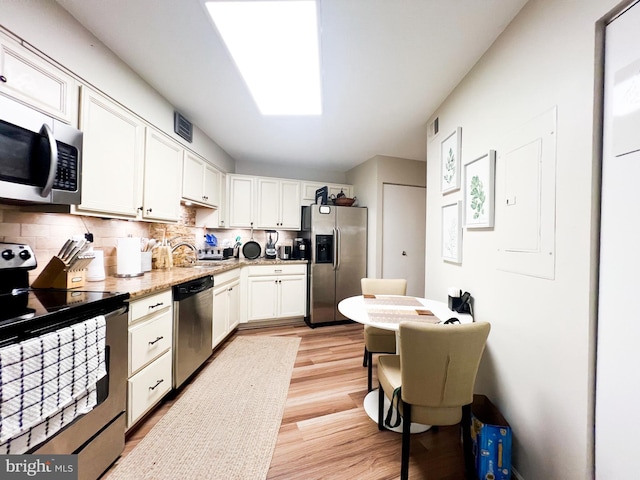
[108,336,300,480]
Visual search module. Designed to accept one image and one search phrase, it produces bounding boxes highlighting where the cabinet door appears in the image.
[279,180,301,229]
[247,276,278,321]
[255,177,280,228]
[203,163,221,207]
[182,151,204,203]
[0,31,77,124]
[76,87,144,218]
[278,275,307,318]
[228,175,254,227]
[143,129,182,222]
[213,284,229,348]
[228,279,240,329]
[218,172,227,227]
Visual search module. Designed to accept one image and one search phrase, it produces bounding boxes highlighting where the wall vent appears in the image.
[428,117,439,139]
[174,111,193,143]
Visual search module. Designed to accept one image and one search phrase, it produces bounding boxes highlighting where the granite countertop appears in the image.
[83,258,308,300]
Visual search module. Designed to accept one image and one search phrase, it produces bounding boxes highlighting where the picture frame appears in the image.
[441,201,462,263]
[441,127,462,194]
[463,150,496,228]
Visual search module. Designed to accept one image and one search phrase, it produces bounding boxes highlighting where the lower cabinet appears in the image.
[243,264,307,322]
[127,289,173,429]
[213,269,241,348]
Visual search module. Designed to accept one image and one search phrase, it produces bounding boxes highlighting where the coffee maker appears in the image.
[292,238,307,260]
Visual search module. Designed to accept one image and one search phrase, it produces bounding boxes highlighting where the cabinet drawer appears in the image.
[127,350,172,427]
[245,264,307,276]
[215,267,241,285]
[129,310,173,375]
[130,290,172,323]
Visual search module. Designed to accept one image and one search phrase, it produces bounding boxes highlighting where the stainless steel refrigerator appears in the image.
[302,205,367,326]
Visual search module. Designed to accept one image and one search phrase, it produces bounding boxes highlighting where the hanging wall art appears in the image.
[464,150,496,229]
[441,127,462,194]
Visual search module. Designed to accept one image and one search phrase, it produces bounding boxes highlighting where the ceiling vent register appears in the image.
[174,111,193,143]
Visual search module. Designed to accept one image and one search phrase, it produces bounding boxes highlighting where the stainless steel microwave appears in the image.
[0,95,82,205]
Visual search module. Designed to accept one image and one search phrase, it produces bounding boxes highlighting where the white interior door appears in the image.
[382,184,426,296]
[597,3,640,478]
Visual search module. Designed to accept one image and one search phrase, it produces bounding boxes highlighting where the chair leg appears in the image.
[461,403,475,479]
[378,380,385,430]
[363,346,369,367]
[367,352,373,392]
[401,402,411,480]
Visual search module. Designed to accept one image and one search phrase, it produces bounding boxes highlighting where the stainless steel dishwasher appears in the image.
[172,275,214,388]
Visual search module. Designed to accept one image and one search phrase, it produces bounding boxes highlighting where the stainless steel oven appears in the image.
[0,95,82,205]
[0,243,128,480]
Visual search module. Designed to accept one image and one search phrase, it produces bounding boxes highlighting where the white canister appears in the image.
[86,249,106,282]
[141,251,152,272]
[116,237,143,277]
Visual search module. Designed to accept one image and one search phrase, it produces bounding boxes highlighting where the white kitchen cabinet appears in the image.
[255,177,301,230]
[127,289,173,429]
[74,86,145,219]
[301,182,354,206]
[143,128,183,222]
[228,174,255,228]
[182,150,221,208]
[244,264,307,322]
[212,268,241,348]
[0,30,78,125]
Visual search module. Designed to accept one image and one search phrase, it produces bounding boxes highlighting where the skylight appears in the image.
[204,0,322,116]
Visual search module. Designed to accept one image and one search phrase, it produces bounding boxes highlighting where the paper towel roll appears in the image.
[86,249,106,281]
[448,287,461,297]
[116,237,143,277]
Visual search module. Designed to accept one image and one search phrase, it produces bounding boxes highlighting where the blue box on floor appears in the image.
[471,394,512,480]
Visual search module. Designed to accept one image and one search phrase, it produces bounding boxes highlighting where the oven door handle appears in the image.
[39,123,58,198]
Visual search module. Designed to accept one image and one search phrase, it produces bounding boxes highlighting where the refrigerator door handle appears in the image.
[335,227,341,271]
[332,228,338,271]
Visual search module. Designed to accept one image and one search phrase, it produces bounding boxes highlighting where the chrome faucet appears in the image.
[171,242,198,264]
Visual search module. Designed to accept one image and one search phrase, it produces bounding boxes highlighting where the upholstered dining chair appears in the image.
[361,277,408,391]
[377,321,491,480]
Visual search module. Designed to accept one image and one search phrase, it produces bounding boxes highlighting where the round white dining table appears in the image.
[337,294,473,433]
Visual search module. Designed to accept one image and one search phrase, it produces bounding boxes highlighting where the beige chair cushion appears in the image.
[379,321,491,426]
[361,278,407,352]
[364,326,396,352]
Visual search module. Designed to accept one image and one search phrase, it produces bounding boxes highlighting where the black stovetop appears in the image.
[0,288,129,346]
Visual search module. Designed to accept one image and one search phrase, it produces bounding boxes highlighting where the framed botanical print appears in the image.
[441,201,462,263]
[464,150,496,228]
[441,127,462,194]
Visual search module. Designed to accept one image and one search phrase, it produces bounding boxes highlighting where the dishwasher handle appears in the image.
[172,275,214,300]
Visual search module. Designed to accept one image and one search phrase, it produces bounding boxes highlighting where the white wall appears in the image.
[425,0,618,478]
[347,155,425,278]
[235,159,348,183]
[1,0,235,173]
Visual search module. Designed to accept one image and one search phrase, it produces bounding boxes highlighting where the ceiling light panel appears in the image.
[205,0,322,115]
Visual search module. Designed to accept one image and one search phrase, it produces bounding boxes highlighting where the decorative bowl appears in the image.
[334,197,356,206]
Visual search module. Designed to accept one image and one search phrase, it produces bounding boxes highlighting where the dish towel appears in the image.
[0,315,107,454]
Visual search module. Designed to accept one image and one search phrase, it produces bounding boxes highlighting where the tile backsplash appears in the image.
[1,204,301,280]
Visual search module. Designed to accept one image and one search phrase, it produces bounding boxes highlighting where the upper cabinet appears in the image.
[0,30,78,125]
[255,177,301,230]
[75,86,145,219]
[228,174,255,228]
[143,129,183,222]
[301,182,353,205]
[225,175,354,230]
[182,151,221,208]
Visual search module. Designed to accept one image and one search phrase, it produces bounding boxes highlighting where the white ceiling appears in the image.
[55,0,528,172]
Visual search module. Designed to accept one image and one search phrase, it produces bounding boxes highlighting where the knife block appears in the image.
[32,256,87,289]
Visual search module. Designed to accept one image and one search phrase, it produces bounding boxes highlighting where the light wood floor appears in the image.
[105,322,469,480]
